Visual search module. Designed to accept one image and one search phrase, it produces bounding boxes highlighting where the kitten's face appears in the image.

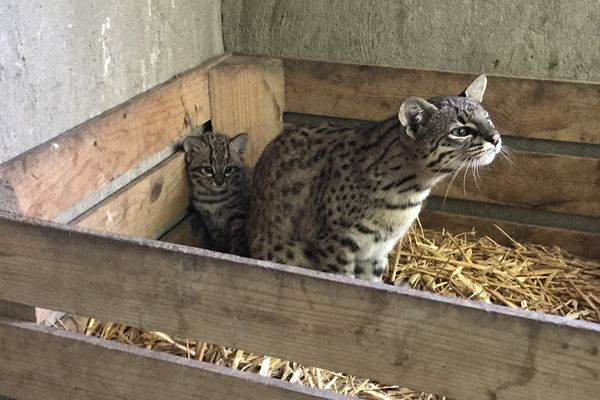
[182,132,248,191]
[399,74,502,174]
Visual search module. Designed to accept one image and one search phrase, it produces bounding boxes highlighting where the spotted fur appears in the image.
[183,131,250,256]
[248,75,501,281]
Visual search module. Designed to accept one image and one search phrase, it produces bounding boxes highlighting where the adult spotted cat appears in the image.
[248,74,501,281]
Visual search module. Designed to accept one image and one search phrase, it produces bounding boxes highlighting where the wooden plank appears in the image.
[431,151,600,218]
[0,318,344,400]
[160,212,208,248]
[74,153,189,239]
[283,58,600,145]
[0,178,43,325]
[209,55,284,166]
[0,54,230,221]
[0,213,598,400]
[419,210,600,260]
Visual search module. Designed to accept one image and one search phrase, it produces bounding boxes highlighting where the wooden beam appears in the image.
[209,55,284,166]
[283,58,600,145]
[419,210,600,260]
[0,318,345,400]
[0,212,598,400]
[431,151,600,218]
[0,53,230,221]
[74,152,189,239]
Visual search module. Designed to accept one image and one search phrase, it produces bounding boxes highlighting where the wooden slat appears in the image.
[160,212,208,248]
[74,152,189,239]
[209,55,284,166]
[0,178,42,325]
[0,213,598,400]
[283,58,600,145]
[0,318,343,400]
[431,151,600,218]
[419,210,600,260]
[0,54,230,221]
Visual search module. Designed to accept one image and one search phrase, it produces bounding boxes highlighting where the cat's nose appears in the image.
[214,177,225,187]
[490,133,501,146]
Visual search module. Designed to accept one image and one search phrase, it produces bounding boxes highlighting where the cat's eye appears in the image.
[201,166,214,175]
[223,165,237,175]
[450,126,475,139]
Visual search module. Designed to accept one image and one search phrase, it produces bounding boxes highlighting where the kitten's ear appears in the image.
[398,97,438,139]
[182,136,205,162]
[460,74,487,102]
[230,133,249,156]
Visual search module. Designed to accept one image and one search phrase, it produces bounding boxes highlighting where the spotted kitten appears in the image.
[182,131,250,257]
[248,75,501,281]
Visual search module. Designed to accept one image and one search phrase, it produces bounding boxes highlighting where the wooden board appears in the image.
[0,54,230,221]
[419,210,600,260]
[431,151,600,218]
[0,213,598,400]
[160,212,208,248]
[283,58,600,145]
[209,55,284,166]
[74,152,189,239]
[0,318,345,400]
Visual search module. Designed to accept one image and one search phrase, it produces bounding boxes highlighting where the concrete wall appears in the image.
[223,0,600,82]
[0,0,223,163]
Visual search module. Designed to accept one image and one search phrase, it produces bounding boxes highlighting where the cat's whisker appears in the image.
[499,146,516,167]
[443,159,468,204]
[471,158,482,192]
[462,158,472,197]
[475,160,481,192]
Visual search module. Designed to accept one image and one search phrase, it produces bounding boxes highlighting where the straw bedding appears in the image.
[58,221,600,399]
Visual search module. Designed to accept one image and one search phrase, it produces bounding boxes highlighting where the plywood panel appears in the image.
[0,212,598,400]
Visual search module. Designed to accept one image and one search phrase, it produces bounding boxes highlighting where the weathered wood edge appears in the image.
[0,317,346,400]
[0,211,598,400]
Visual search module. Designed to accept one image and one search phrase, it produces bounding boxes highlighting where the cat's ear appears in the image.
[398,97,438,139]
[230,133,249,156]
[182,136,205,162]
[460,74,487,102]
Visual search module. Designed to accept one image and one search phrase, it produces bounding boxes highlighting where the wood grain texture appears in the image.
[160,212,208,248]
[283,58,600,144]
[0,179,43,324]
[419,210,600,260]
[74,153,189,239]
[0,212,598,400]
[431,151,600,218]
[0,54,230,221]
[209,55,284,166]
[0,318,345,400]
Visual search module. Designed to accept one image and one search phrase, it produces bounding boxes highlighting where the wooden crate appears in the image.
[0,54,598,400]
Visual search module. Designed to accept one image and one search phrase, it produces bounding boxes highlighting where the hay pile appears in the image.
[58,223,600,400]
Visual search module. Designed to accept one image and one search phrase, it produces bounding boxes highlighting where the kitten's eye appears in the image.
[201,166,214,175]
[450,127,474,139]
[223,165,237,175]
